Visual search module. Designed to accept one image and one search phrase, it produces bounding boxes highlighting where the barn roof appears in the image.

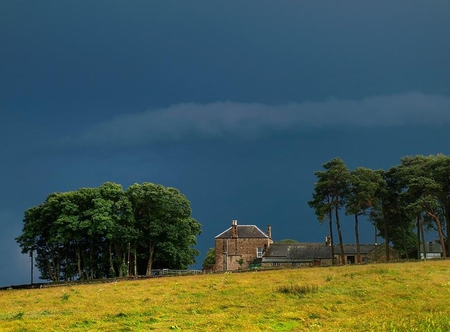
[333,244,377,255]
[262,243,378,263]
[263,243,332,262]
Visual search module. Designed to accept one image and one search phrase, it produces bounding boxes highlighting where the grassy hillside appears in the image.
[1,260,450,331]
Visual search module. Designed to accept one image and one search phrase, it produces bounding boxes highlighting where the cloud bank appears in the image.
[69,92,450,147]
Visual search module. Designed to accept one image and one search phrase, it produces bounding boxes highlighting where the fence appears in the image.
[150,269,203,276]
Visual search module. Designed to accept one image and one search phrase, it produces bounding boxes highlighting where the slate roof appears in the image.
[333,244,377,255]
[262,243,378,263]
[263,243,332,262]
[215,225,269,239]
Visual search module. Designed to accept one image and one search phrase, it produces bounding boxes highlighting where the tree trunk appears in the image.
[133,244,137,276]
[47,258,56,283]
[401,218,409,259]
[114,242,124,277]
[127,242,131,277]
[328,195,335,265]
[384,219,390,262]
[335,205,345,265]
[146,242,155,276]
[429,213,447,258]
[416,215,421,259]
[89,244,94,280]
[109,241,116,277]
[82,249,89,280]
[383,205,389,262]
[445,198,450,257]
[354,214,360,264]
[419,213,426,260]
[76,245,83,280]
[328,209,335,265]
[56,255,60,283]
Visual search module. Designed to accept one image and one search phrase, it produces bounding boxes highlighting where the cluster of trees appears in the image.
[16,182,201,282]
[308,154,450,264]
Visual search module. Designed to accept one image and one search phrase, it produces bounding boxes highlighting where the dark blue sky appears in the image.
[1,1,449,286]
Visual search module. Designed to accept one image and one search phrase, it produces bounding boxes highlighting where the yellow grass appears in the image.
[1,260,450,331]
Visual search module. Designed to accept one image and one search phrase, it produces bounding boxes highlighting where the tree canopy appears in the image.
[309,154,450,261]
[16,182,201,282]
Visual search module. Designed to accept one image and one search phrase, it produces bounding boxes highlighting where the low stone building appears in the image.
[214,220,273,271]
[361,242,399,262]
[262,243,396,267]
[261,243,333,268]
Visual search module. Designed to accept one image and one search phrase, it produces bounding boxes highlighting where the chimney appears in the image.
[267,224,272,238]
[325,235,331,247]
[231,219,238,238]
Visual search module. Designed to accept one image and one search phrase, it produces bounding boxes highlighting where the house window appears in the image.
[257,247,263,258]
[292,262,300,267]
[272,262,281,267]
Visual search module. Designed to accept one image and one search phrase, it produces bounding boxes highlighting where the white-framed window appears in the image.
[257,247,263,258]
[272,262,281,267]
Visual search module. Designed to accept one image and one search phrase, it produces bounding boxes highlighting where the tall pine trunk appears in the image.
[328,208,335,265]
[384,221,389,262]
[354,214,360,264]
[419,213,427,260]
[327,195,335,265]
[428,210,447,257]
[445,199,450,257]
[335,205,345,265]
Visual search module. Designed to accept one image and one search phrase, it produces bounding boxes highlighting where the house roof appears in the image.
[215,225,269,239]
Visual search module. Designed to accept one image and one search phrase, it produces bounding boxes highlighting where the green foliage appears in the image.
[310,154,450,262]
[236,257,244,268]
[16,182,201,282]
[309,157,350,264]
[202,248,216,268]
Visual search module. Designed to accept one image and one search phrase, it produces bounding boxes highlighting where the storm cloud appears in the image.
[70,92,450,147]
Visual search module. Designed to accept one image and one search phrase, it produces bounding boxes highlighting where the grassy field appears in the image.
[1,260,450,331]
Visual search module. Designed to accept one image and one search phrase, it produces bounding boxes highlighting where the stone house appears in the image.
[214,220,273,271]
